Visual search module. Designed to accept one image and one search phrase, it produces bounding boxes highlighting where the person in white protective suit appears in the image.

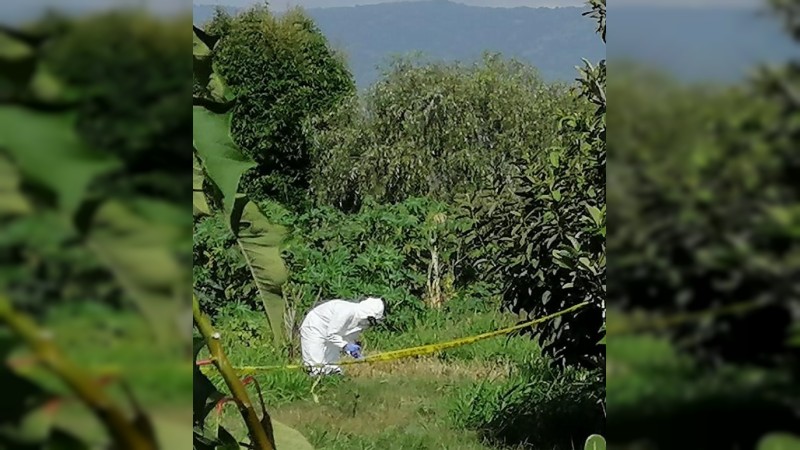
[299,297,385,376]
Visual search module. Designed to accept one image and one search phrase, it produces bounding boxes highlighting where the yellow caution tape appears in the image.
[200,301,591,375]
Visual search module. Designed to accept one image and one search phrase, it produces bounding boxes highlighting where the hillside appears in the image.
[194,1,603,87]
[608,6,798,82]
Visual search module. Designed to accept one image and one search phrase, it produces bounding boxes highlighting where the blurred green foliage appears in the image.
[43,13,191,204]
[605,0,800,447]
[0,12,192,317]
[608,65,797,367]
[0,10,192,450]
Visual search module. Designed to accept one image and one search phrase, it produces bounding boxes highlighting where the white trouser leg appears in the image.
[321,343,343,375]
[300,332,343,376]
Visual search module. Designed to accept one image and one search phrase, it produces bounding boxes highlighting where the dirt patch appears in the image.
[347,357,512,380]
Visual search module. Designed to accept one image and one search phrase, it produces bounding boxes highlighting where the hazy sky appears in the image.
[198,0,585,8]
[195,0,762,9]
[0,0,765,16]
[0,0,765,25]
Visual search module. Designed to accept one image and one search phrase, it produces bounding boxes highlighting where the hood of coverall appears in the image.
[355,297,384,323]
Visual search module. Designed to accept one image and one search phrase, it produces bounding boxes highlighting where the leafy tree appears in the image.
[309,54,580,210]
[203,5,355,204]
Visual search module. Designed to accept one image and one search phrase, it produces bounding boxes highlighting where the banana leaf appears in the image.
[0,107,119,215]
[0,154,31,217]
[231,197,289,346]
[87,200,186,346]
[193,152,211,217]
[193,106,255,228]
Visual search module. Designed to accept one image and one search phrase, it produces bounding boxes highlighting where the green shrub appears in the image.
[451,358,605,449]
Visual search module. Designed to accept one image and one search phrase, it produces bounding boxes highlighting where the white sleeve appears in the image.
[325,309,350,349]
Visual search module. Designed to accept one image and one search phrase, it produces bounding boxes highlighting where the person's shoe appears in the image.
[324,366,343,376]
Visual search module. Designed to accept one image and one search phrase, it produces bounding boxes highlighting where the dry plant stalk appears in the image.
[193,294,275,450]
[0,294,157,450]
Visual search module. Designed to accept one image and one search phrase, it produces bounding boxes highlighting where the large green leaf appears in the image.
[0,154,31,217]
[86,200,185,345]
[231,198,289,345]
[584,434,606,450]
[207,72,235,104]
[27,65,79,106]
[0,31,36,86]
[193,26,214,91]
[273,420,314,450]
[193,106,256,228]
[758,433,800,450]
[193,153,211,217]
[0,107,119,215]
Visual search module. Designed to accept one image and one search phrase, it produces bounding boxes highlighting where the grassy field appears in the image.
[198,302,586,450]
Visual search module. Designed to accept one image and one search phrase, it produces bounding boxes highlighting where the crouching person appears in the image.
[299,297,384,376]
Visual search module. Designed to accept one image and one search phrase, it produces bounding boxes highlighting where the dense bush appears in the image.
[309,54,580,210]
[451,358,604,449]
[194,197,479,333]
[203,6,355,203]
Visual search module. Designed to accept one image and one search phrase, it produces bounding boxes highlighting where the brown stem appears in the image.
[193,294,275,450]
[0,294,156,450]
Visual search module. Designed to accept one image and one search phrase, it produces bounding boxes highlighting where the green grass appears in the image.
[202,303,597,449]
[212,356,523,450]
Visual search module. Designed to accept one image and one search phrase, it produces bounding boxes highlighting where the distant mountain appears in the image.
[608,6,798,82]
[194,1,604,88]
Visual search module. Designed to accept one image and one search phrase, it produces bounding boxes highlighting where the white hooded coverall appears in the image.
[299,297,384,376]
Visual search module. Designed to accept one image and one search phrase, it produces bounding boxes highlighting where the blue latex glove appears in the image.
[344,342,362,359]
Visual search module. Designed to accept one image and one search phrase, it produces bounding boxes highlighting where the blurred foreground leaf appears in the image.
[758,433,800,450]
